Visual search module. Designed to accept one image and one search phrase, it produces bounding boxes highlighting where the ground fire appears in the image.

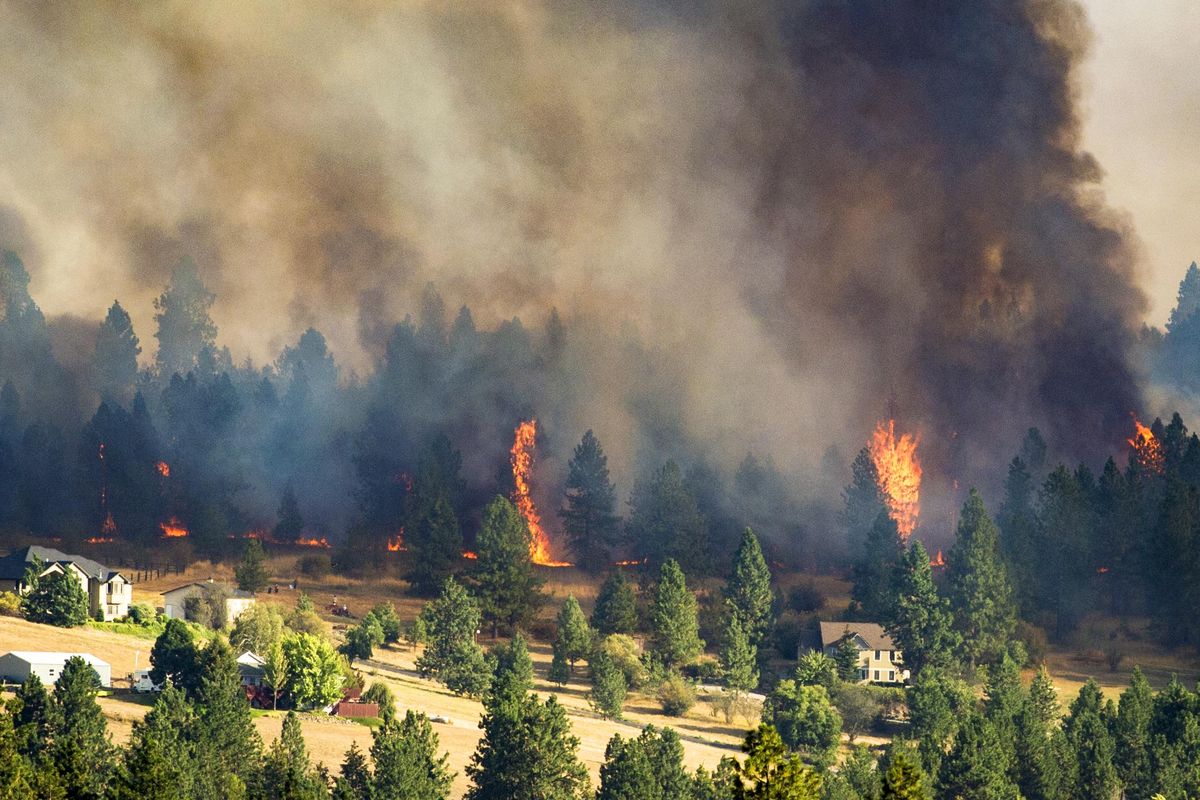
[510,419,571,567]
[868,419,922,541]
[160,518,188,538]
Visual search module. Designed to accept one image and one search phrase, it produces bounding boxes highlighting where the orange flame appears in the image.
[612,559,647,567]
[462,550,478,560]
[160,518,188,538]
[101,512,117,535]
[1127,415,1165,475]
[387,533,406,552]
[510,419,572,566]
[156,461,171,477]
[84,536,114,545]
[930,549,946,568]
[295,536,331,548]
[868,419,922,541]
[1097,566,1111,574]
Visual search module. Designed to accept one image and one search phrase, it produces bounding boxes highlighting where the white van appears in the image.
[131,669,162,693]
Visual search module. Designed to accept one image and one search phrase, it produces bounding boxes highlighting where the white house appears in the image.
[0,546,131,621]
[161,580,256,623]
[819,621,910,685]
[0,651,112,688]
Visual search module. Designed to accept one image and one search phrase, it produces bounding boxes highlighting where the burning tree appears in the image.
[1127,415,1165,476]
[509,419,570,566]
[868,419,922,541]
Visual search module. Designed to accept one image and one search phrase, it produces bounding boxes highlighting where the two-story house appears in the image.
[0,546,132,621]
[819,620,910,685]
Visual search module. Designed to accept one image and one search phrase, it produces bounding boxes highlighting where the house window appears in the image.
[860,668,868,680]
[874,650,881,660]
[889,670,895,682]
[873,670,880,681]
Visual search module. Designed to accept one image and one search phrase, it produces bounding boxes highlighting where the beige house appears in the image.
[0,546,131,621]
[161,580,256,624]
[819,621,910,685]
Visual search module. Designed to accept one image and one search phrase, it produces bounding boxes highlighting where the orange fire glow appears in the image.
[295,536,331,549]
[510,419,572,566]
[387,533,406,552]
[1127,415,1165,475]
[868,419,922,541]
[101,512,117,535]
[160,518,188,538]
[84,536,114,544]
[462,550,478,560]
[156,461,171,477]
[930,549,946,568]
[612,559,647,567]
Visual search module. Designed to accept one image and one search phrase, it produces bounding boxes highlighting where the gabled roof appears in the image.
[161,581,255,599]
[819,621,897,651]
[2,651,111,668]
[0,546,120,583]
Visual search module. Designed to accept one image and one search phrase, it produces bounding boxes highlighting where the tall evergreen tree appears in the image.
[262,711,326,800]
[591,571,638,635]
[588,651,627,720]
[597,726,691,800]
[934,713,1020,800]
[886,540,959,675]
[370,710,453,800]
[235,537,270,593]
[1113,667,1154,799]
[1063,681,1118,800]
[649,559,704,669]
[21,569,88,627]
[1013,698,1065,800]
[415,577,490,697]
[559,430,620,571]
[907,666,973,780]
[626,461,711,573]
[843,447,887,556]
[725,528,774,649]
[11,673,54,760]
[406,494,463,596]
[274,484,305,543]
[947,490,1016,666]
[1028,665,1060,726]
[153,258,218,378]
[488,632,534,704]
[880,747,931,800]
[149,618,201,696]
[851,512,903,621]
[335,742,373,800]
[50,656,114,799]
[0,708,53,800]
[114,684,198,800]
[93,300,141,404]
[552,595,593,674]
[470,495,544,636]
[192,639,263,798]
[734,724,823,799]
[720,607,760,694]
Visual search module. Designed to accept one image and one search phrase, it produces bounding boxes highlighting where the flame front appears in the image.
[156,461,171,478]
[387,532,405,552]
[295,536,331,548]
[868,419,922,541]
[510,419,571,566]
[1128,415,1165,475]
[160,518,188,538]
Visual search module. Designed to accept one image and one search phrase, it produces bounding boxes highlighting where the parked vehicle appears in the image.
[131,669,162,693]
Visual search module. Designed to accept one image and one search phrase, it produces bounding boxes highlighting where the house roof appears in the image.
[161,581,255,599]
[819,621,897,651]
[2,651,111,668]
[0,546,121,583]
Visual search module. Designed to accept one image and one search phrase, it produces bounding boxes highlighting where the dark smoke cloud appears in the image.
[0,0,1147,509]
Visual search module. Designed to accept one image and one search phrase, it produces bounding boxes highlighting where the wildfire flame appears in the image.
[462,550,478,560]
[1127,415,1165,475]
[160,518,188,538]
[868,419,922,541]
[294,536,331,548]
[510,419,572,566]
[156,461,171,477]
[930,549,946,568]
[84,536,113,545]
[386,533,406,552]
[101,512,117,535]
[612,559,647,567]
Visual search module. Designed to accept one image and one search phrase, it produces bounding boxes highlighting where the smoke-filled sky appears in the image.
[0,0,1195,491]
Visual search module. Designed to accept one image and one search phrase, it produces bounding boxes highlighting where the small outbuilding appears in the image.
[0,651,112,688]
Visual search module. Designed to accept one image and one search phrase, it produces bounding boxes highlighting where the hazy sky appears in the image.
[1081,0,1200,324]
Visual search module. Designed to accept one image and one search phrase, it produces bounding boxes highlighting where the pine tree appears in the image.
[947,490,1016,666]
[553,595,593,674]
[998,456,1038,615]
[50,656,114,799]
[192,639,263,798]
[832,631,862,682]
[880,747,931,800]
[549,649,570,686]
[626,460,711,574]
[114,684,198,800]
[336,742,373,800]
[1013,697,1065,800]
[1113,667,1153,799]
[588,650,627,720]
[94,300,141,404]
[934,713,1020,800]
[720,607,760,693]
[0,709,51,800]
[907,666,973,780]
[559,430,620,571]
[1063,680,1118,800]
[649,559,704,669]
[1028,665,1060,726]
[597,726,691,800]
[762,679,843,769]
[1167,261,1200,332]
[274,484,305,543]
[153,258,218,378]
[235,537,270,593]
[406,494,463,596]
[734,724,823,799]
[591,571,638,635]
[11,673,54,760]
[982,653,1024,781]
[725,528,774,648]
[886,540,959,675]
[466,690,590,800]
[470,495,544,636]
[262,711,326,800]
[21,569,89,627]
[844,447,887,555]
[489,632,534,704]
[839,744,883,800]
[415,577,491,697]
[370,710,453,800]
[851,512,903,621]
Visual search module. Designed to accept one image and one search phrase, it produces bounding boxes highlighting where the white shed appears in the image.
[0,651,112,688]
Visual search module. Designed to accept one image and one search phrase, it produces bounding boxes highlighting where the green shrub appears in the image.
[127,602,158,625]
[658,672,697,717]
[362,681,395,715]
[596,634,648,689]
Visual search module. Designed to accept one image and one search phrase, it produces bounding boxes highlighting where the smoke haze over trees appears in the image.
[0,1,1194,557]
